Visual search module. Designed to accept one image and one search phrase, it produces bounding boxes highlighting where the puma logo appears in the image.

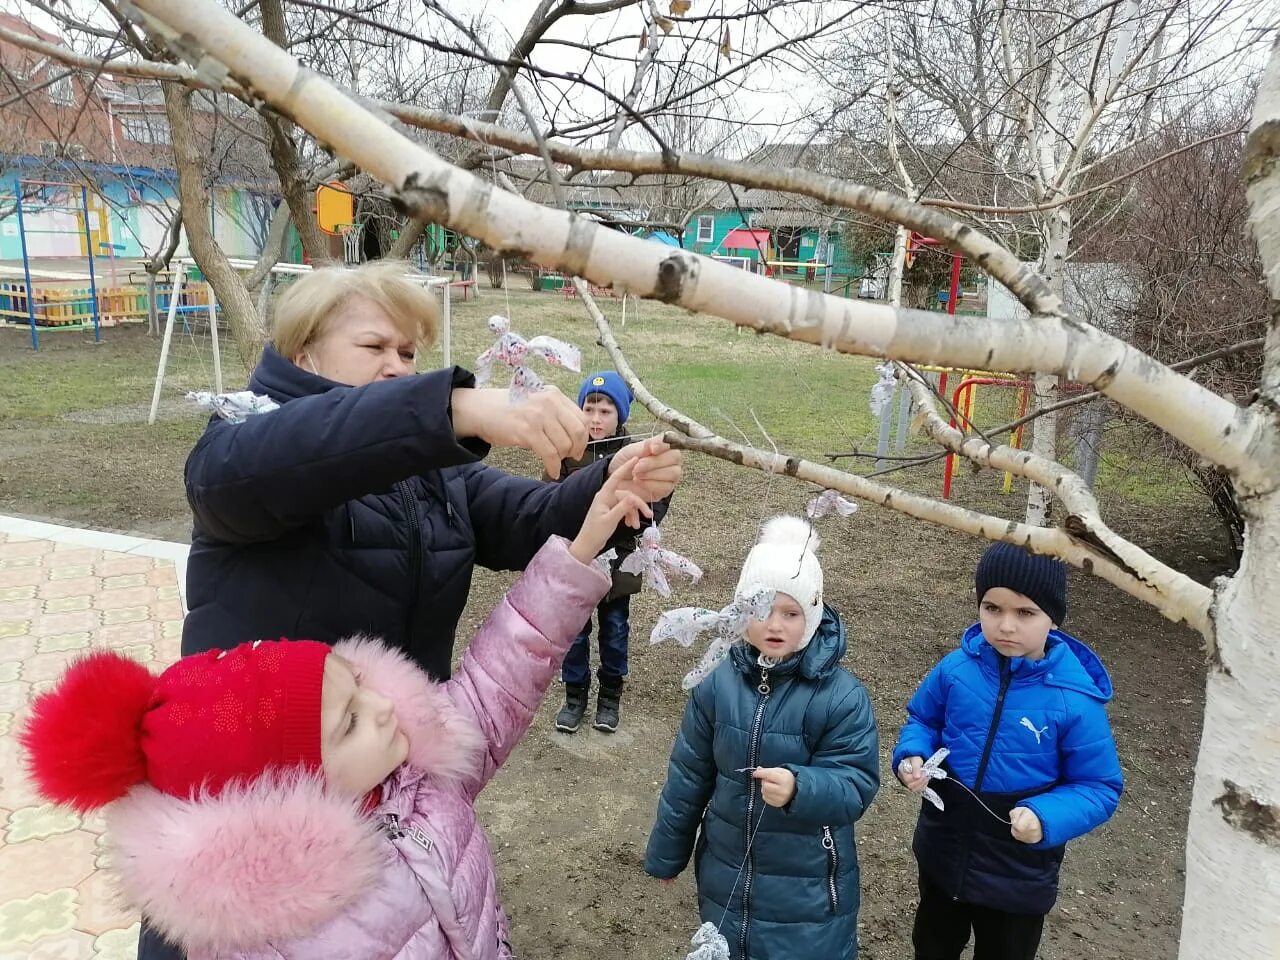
[1020,716,1049,744]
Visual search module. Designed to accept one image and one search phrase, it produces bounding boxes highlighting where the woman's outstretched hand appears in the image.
[451,386,588,478]
[570,459,653,564]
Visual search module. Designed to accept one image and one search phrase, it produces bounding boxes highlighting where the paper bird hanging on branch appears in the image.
[474,315,581,399]
[618,527,703,597]
[869,361,897,417]
[806,489,859,520]
[651,588,775,690]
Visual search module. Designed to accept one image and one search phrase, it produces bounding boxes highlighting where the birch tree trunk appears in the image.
[1177,40,1280,960]
[1179,492,1280,956]
[1027,205,1070,525]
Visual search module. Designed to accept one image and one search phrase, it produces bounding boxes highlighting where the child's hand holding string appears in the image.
[753,767,796,807]
[1009,806,1043,844]
[608,436,683,512]
[570,458,653,564]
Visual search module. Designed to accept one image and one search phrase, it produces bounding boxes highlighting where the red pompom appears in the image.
[20,651,156,813]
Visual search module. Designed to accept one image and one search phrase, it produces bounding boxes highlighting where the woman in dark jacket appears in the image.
[180,261,680,679]
[142,261,681,960]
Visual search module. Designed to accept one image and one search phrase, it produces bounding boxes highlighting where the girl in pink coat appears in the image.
[21,466,651,960]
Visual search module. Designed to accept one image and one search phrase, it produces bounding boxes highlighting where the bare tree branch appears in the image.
[579,278,1209,631]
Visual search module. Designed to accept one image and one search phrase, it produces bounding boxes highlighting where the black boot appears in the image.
[555,683,589,733]
[594,678,624,733]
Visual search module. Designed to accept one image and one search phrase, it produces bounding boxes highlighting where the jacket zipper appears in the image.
[397,481,422,641]
[740,666,771,960]
[383,812,433,850]
[822,826,839,912]
[954,657,1012,900]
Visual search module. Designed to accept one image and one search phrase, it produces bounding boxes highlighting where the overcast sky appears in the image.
[7,0,836,147]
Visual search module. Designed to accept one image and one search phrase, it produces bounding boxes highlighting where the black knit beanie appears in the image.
[974,542,1068,626]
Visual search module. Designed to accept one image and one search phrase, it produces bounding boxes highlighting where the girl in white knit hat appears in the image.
[645,516,880,960]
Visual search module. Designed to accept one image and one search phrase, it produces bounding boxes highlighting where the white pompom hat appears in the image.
[734,515,824,648]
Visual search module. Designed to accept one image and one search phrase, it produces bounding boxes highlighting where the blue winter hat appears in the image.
[577,371,632,424]
[975,542,1068,626]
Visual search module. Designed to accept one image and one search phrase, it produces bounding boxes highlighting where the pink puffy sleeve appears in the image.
[445,535,610,797]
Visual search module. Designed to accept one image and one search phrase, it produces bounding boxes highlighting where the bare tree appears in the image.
[826,0,1272,525]
[1085,100,1268,561]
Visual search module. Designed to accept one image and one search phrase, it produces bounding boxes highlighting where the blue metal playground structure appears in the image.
[1,178,102,350]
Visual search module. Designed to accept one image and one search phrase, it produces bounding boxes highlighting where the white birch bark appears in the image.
[1176,41,1280,960]
[884,17,913,310]
[1179,491,1280,958]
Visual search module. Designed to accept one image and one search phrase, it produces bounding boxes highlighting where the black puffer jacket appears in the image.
[180,346,608,679]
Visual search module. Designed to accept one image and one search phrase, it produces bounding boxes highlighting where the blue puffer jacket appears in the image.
[180,346,608,680]
[645,606,880,960]
[892,624,1123,914]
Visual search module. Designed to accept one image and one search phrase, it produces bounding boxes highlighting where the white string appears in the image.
[941,777,1014,825]
[903,754,1015,826]
[713,406,779,540]
[716,798,769,932]
[585,430,658,448]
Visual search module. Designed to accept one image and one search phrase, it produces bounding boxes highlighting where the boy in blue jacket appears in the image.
[893,542,1123,960]
[645,516,879,960]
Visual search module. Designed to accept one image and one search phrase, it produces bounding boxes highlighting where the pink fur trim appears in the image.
[334,636,484,785]
[107,774,383,952]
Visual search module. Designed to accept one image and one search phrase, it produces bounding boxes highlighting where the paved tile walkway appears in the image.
[0,517,188,960]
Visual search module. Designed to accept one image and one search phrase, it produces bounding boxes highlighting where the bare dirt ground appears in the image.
[1,308,1220,959]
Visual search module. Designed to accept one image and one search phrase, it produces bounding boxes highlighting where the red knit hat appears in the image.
[21,639,331,812]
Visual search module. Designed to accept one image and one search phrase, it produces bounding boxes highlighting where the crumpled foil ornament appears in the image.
[683,921,730,960]
[651,589,775,690]
[618,527,702,597]
[474,315,580,399]
[805,489,859,520]
[187,390,280,424]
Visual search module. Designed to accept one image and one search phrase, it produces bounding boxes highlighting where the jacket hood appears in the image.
[250,343,343,403]
[730,603,846,681]
[961,622,1113,702]
[106,637,485,953]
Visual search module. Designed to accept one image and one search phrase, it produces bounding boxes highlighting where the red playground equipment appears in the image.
[942,376,1032,499]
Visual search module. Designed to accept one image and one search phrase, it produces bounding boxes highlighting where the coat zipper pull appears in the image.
[407,823,434,852]
[446,501,455,526]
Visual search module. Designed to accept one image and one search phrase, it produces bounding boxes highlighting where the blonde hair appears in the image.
[271,260,439,358]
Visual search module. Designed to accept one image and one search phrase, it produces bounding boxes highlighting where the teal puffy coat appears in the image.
[645,606,880,959]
